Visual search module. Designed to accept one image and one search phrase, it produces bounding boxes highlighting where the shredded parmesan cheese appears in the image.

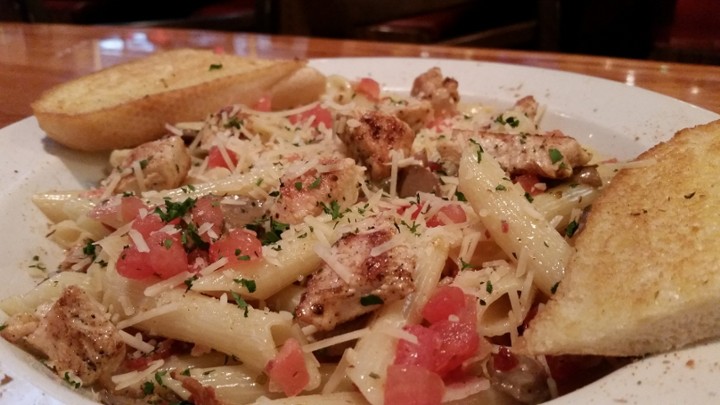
[116,302,181,330]
[302,328,369,353]
[144,271,194,297]
[111,359,164,391]
[127,229,149,253]
[118,330,155,353]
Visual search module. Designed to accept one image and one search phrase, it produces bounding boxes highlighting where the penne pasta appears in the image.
[103,269,293,372]
[3,66,613,405]
[458,143,572,296]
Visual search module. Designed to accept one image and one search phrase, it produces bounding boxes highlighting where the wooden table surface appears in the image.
[1,22,720,130]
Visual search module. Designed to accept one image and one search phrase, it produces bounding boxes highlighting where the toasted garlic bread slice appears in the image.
[524,119,720,357]
[32,49,325,151]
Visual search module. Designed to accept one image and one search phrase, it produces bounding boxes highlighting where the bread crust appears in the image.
[31,49,325,151]
[524,119,720,357]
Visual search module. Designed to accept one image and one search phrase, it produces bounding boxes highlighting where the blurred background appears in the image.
[1,0,718,65]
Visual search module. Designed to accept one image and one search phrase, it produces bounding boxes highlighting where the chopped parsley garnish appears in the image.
[495,184,507,191]
[460,258,473,270]
[294,181,303,191]
[155,197,196,222]
[319,200,342,220]
[469,138,484,162]
[234,248,250,261]
[231,291,250,317]
[0,323,7,332]
[550,281,560,294]
[245,216,289,245]
[82,240,97,260]
[163,238,173,249]
[184,275,198,292]
[142,381,155,395]
[400,220,420,235]
[495,114,520,128]
[225,116,243,129]
[182,222,209,250]
[29,255,46,271]
[454,191,467,202]
[139,159,150,170]
[565,219,579,237]
[209,63,223,71]
[360,294,384,306]
[63,372,81,389]
[549,148,564,164]
[308,176,322,189]
[155,370,167,386]
[233,278,257,293]
[486,280,494,294]
[181,368,191,376]
[524,192,534,203]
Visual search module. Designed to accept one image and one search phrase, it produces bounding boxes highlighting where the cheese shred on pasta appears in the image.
[5,67,613,405]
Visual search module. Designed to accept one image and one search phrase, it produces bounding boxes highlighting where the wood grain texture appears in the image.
[1,22,719,128]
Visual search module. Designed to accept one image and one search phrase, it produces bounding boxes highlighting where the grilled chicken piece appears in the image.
[296,217,416,331]
[410,67,459,117]
[336,111,415,181]
[382,98,435,133]
[106,136,191,194]
[438,130,591,179]
[270,156,362,225]
[24,286,126,385]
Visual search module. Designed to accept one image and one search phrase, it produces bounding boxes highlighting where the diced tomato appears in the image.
[354,77,381,101]
[394,324,441,370]
[265,338,309,397]
[117,231,189,280]
[501,219,509,233]
[396,202,424,220]
[289,105,333,129]
[426,204,467,227]
[191,196,224,243]
[207,146,239,170]
[430,320,480,376]
[384,364,444,405]
[209,228,263,266]
[89,195,148,229]
[421,286,467,324]
[130,212,167,235]
[253,94,272,111]
[514,173,544,196]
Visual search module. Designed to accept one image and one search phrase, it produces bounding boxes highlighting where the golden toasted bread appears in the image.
[32,49,326,151]
[524,119,720,357]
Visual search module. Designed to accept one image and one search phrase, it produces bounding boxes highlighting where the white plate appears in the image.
[0,57,718,404]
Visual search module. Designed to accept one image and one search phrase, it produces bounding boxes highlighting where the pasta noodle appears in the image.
[458,145,573,296]
[0,66,612,405]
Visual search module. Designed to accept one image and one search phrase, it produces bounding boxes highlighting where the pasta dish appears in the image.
[0,65,621,405]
